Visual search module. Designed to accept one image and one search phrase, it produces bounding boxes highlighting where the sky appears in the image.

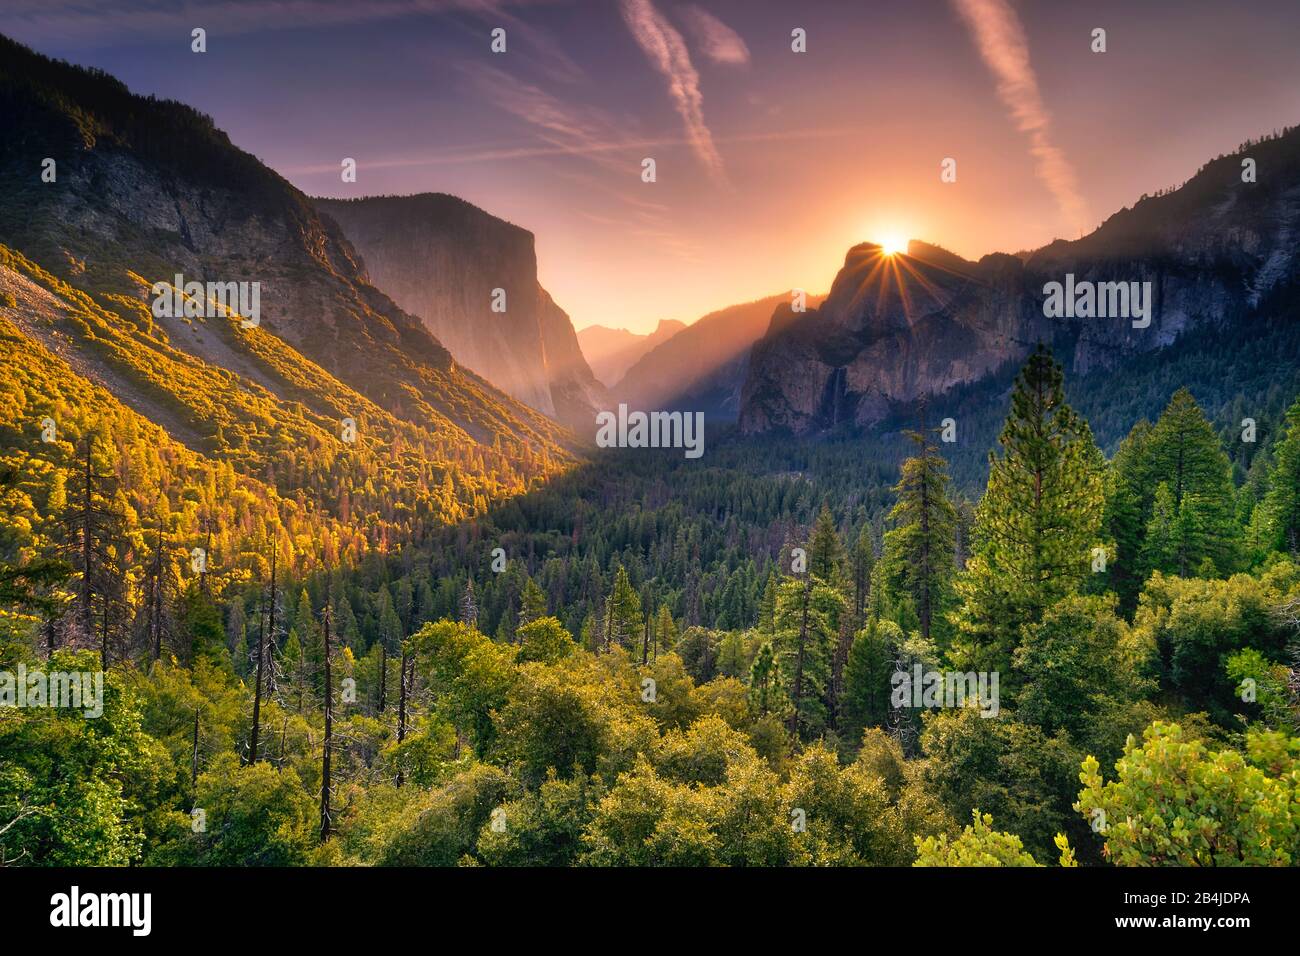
[3,0,1300,334]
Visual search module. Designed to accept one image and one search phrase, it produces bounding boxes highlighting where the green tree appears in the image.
[601,565,642,652]
[1076,722,1300,866]
[914,810,1041,866]
[952,345,1104,674]
[807,505,846,585]
[881,428,957,643]
[1102,420,1157,611]
[516,616,576,665]
[773,575,845,739]
[1260,396,1300,556]
[518,577,547,629]
[1140,388,1239,576]
[840,618,902,747]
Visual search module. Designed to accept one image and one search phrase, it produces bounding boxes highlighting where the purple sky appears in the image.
[4,0,1299,333]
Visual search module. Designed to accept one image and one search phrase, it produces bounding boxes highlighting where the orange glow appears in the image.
[880,236,909,256]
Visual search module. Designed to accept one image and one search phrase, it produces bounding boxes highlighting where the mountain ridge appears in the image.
[740,126,1300,435]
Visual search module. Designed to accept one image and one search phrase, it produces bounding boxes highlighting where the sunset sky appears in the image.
[4,0,1300,334]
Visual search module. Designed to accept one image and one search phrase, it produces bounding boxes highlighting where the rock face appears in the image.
[741,127,1300,435]
[578,319,685,388]
[317,194,604,430]
[616,292,824,420]
[0,33,573,459]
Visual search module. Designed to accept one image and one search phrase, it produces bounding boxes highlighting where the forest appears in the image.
[3,339,1298,867]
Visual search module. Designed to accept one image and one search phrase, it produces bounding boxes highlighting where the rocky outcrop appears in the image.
[316,194,605,430]
[740,127,1300,435]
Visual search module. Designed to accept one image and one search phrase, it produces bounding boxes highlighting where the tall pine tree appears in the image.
[881,426,957,644]
[952,345,1104,674]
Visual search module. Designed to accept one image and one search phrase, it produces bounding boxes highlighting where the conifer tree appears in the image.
[808,505,846,585]
[602,565,642,651]
[850,524,875,629]
[881,427,957,643]
[459,578,478,627]
[952,345,1104,674]
[749,641,777,715]
[519,577,547,628]
[654,603,677,658]
[248,545,276,765]
[60,433,127,658]
[840,617,903,748]
[774,574,845,739]
[1260,396,1300,557]
[1140,388,1239,576]
[1102,420,1157,611]
[758,574,778,634]
[139,493,177,662]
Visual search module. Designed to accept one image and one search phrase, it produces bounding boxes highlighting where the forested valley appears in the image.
[4,341,1299,867]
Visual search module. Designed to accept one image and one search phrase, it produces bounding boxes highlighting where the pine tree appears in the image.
[248,544,276,765]
[881,427,957,643]
[749,641,777,715]
[654,603,677,658]
[840,618,903,748]
[850,524,875,629]
[459,578,478,627]
[952,345,1104,674]
[138,492,178,662]
[773,574,845,739]
[602,565,642,651]
[1260,396,1300,557]
[758,574,778,634]
[1140,388,1239,576]
[1103,420,1157,611]
[808,505,846,585]
[518,576,547,629]
[60,433,128,661]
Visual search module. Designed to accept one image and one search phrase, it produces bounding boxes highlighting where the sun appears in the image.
[879,235,909,256]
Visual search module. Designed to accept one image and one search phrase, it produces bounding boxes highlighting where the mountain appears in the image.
[577,319,684,388]
[741,126,1300,435]
[316,194,604,430]
[0,34,574,553]
[613,293,823,420]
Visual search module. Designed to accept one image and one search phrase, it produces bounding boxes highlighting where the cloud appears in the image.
[618,0,726,182]
[950,0,1088,231]
[678,5,750,65]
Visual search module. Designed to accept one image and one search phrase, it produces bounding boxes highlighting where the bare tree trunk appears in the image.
[249,547,273,765]
[377,643,387,713]
[191,707,200,788]
[396,649,409,788]
[81,439,93,634]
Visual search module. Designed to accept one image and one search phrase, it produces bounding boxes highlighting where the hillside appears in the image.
[0,35,576,572]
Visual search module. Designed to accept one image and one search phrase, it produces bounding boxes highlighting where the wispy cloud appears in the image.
[678,5,750,66]
[950,0,1087,231]
[618,0,726,182]
[466,64,635,173]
